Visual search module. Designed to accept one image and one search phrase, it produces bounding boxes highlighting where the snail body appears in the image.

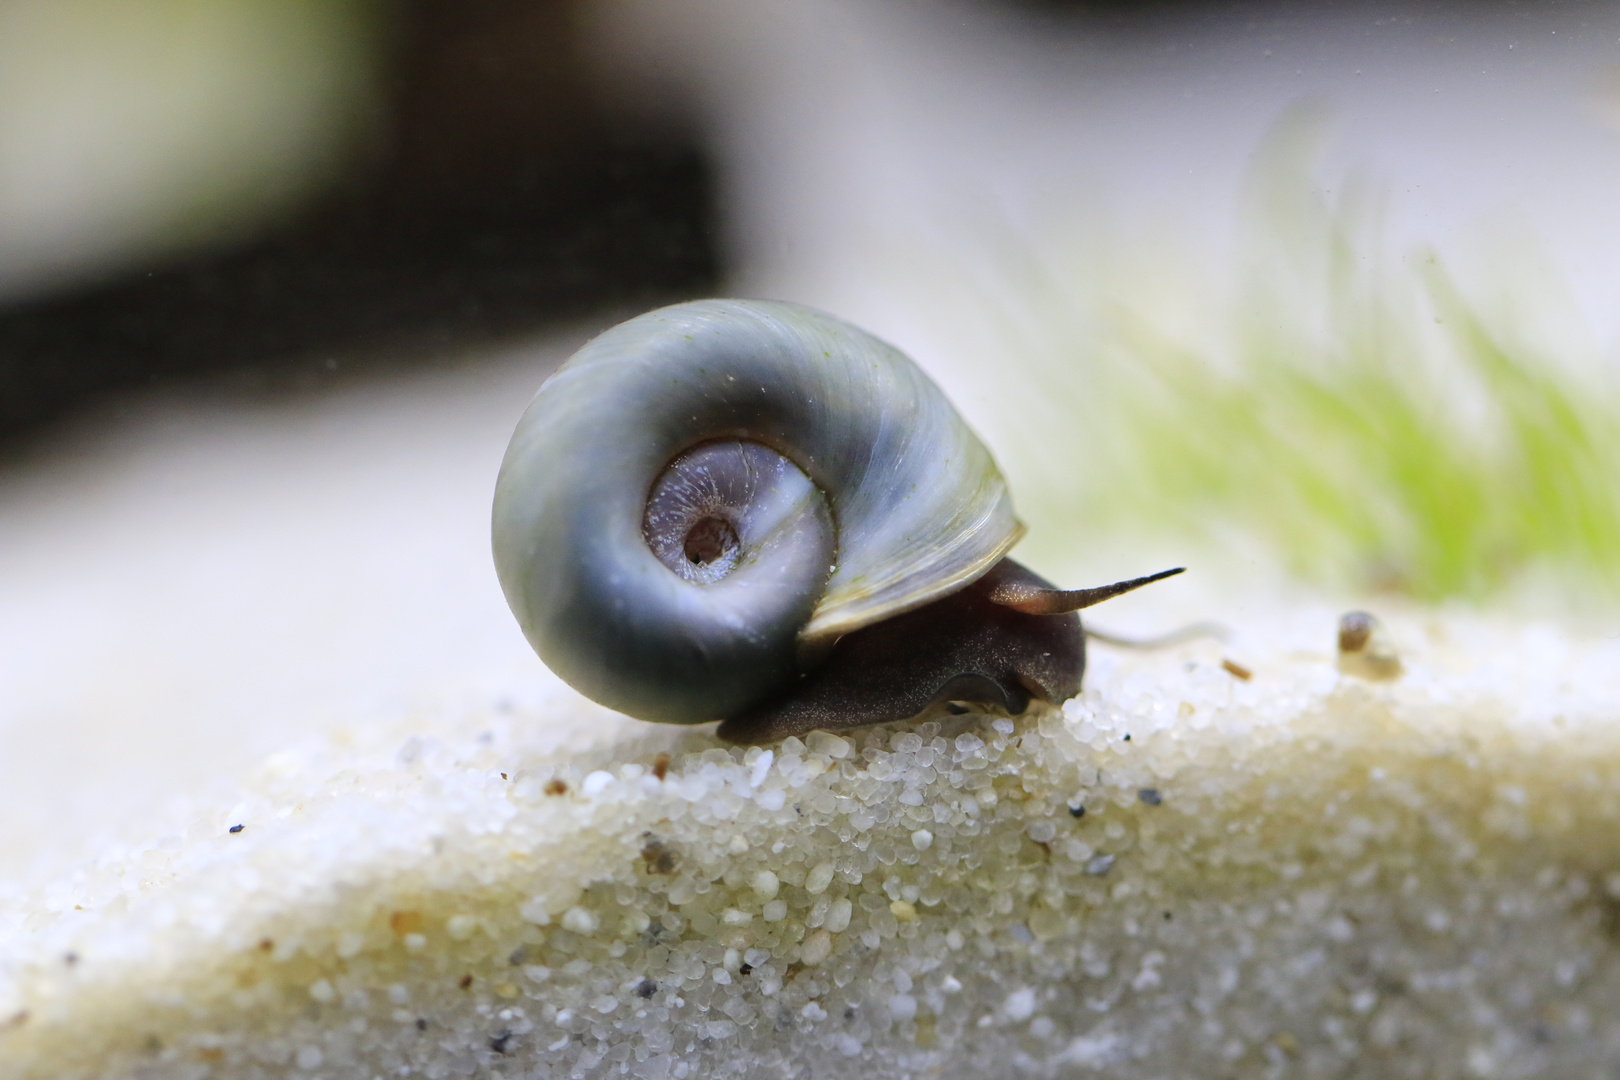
[493,299,1177,742]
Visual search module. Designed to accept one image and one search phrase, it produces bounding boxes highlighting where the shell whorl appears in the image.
[492,299,1022,725]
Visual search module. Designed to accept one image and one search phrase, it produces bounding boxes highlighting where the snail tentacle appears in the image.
[985,566,1186,615]
[1083,620,1232,650]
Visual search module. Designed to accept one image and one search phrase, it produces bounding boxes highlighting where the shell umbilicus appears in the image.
[492,299,1179,743]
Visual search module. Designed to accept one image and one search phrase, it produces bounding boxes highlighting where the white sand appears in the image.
[4,599,1619,1078]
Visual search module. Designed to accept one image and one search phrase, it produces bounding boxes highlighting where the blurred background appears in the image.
[4,0,1620,882]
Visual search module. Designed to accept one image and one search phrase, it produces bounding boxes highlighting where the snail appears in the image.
[492,299,1181,744]
[1336,610,1403,682]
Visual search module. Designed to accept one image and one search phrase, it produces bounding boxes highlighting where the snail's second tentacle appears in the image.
[1083,621,1231,650]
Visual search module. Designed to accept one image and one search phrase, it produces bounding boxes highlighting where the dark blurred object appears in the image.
[0,0,718,450]
[1008,0,1525,22]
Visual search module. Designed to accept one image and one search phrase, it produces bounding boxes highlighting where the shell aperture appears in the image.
[492,299,1022,727]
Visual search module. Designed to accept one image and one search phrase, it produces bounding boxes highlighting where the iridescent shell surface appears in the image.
[492,299,1021,725]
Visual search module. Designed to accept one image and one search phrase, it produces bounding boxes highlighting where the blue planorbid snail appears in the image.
[492,299,1180,744]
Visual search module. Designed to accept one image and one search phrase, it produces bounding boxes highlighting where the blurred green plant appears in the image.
[1086,121,1620,603]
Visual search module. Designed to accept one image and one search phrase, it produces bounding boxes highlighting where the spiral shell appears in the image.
[492,299,1023,726]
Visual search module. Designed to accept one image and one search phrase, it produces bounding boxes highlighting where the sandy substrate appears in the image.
[2,598,1618,1079]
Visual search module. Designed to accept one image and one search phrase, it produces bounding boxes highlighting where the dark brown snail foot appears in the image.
[715,559,1183,745]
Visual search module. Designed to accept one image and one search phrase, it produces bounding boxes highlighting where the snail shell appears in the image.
[492,299,1024,728]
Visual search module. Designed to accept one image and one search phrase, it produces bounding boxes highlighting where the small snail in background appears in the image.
[1337,611,1403,682]
[492,299,1181,744]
